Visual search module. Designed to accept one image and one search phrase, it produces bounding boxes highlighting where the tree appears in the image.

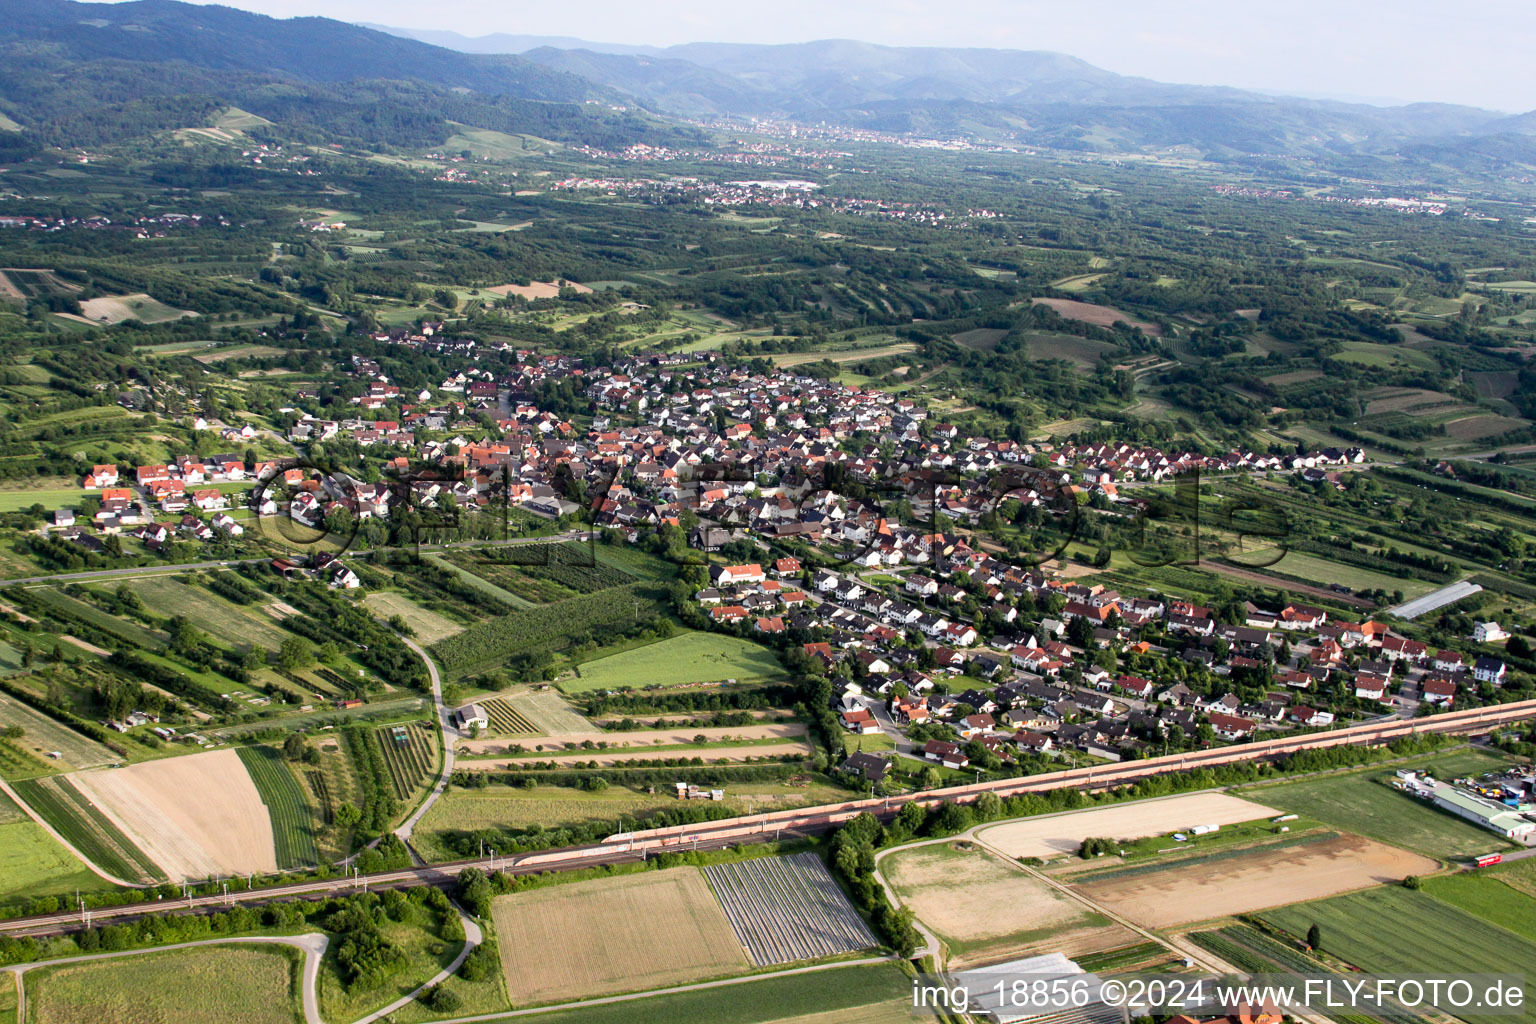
[277,637,315,672]
[335,803,363,829]
[1306,923,1322,949]
[282,733,307,760]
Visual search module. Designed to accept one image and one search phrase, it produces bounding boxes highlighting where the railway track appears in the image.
[1,699,1530,939]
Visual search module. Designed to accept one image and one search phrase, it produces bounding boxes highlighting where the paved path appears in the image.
[351,909,481,1024]
[394,636,456,849]
[3,933,330,1024]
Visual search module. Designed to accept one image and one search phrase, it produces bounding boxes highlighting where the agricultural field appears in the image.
[25,945,300,1024]
[885,842,1130,965]
[236,745,320,869]
[480,697,539,734]
[376,722,438,801]
[1419,870,1536,943]
[11,774,165,884]
[65,748,277,880]
[1071,833,1437,928]
[68,292,196,325]
[514,689,593,735]
[1260,887,1536,1024]
[1031,297,1160,335]
[1246,748,1522,859]
[431,583,664,678]
[565,631,786,693]
[109,576,293,650]
[975,792,1277,860]
[364,591,465,644]
[447,543,641,604]
[0,789,114,907]
[0,693,116,771]
[704,853,878,965]
[489,962,911,1024]
[492,867,750,1004]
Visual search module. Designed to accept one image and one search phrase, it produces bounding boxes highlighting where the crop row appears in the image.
[482,699,538,735]
[12,776,164,884]
[305,769,335,825]
[236,745,319,869]
[376,725,434,800]
[705,853,878,966]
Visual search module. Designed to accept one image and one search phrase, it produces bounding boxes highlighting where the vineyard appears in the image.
[235,745,319,870]
[376,723,436,801]
[12,775,163,883]
[431,582,663,677]
[482,698,539,735]
[304,769,334,824]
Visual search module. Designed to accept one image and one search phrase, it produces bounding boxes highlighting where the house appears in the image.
[839,708,880,734]
[1012,730,1055,754]
[839,751,890,784]
[330,564,362,590]
[1472,621,1508,643]
[1208,711,1257,741]
[84,464,119,488]
[922,740,969,770]
[711,563,766,585]
[957,713,995,739]
[1278,604,1327,630]
[452,704,489,732]
[773,557,801,577]
[1353,674,1389,701]
[1473,657,1506,684]
[1381,636,1429,663]
[1422,678,1457,705]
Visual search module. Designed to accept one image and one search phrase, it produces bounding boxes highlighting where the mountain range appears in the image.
[0,0,1530,174]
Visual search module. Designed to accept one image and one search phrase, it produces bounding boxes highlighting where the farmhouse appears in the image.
[453,704,490,732]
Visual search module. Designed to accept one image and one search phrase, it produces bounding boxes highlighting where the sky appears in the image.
[118,0,1533,112]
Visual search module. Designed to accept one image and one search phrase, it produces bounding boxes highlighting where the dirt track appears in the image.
[1205,559,1373,607]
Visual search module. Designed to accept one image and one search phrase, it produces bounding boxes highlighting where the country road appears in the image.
[395,635,456,851]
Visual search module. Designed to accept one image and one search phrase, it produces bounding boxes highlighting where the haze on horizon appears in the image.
[101,0,1534,112]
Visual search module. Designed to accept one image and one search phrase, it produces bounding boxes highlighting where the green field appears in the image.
[0,693,117,771]
[236,745,320,869]
[26,945,301,1024]
[1245,748,1520,859]
[364,591,465,643]
[1260,887,1536,1024]
[485,961,910,1024]
[1420,871,1536,943]
[0,486,88,513]
[12,775,165,883]
[1262,549,1438,599]
[112,577,293,650]
[0,791,115,908]
[564,631,786,693]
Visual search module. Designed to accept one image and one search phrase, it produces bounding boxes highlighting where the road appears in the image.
[395,636,456,852]
[2,933,330,1024]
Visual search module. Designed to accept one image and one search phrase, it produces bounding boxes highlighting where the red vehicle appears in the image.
[1474,853,1503,868]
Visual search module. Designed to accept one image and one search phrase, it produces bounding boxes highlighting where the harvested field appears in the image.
[465,740,811,768]
[0,693,116,770]
[1032,297,1160,335]
[364,591,464,643]
[71,293,196,325]
[515,690,592,735]
[977,793,1277,860]
[705,853,877,965]
[460,721,807,754]
[492,868,748,1003]
[1075,833,1437,928]
[67,749,276,880]
[886,843,1128,964]
[485,279,592,299]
